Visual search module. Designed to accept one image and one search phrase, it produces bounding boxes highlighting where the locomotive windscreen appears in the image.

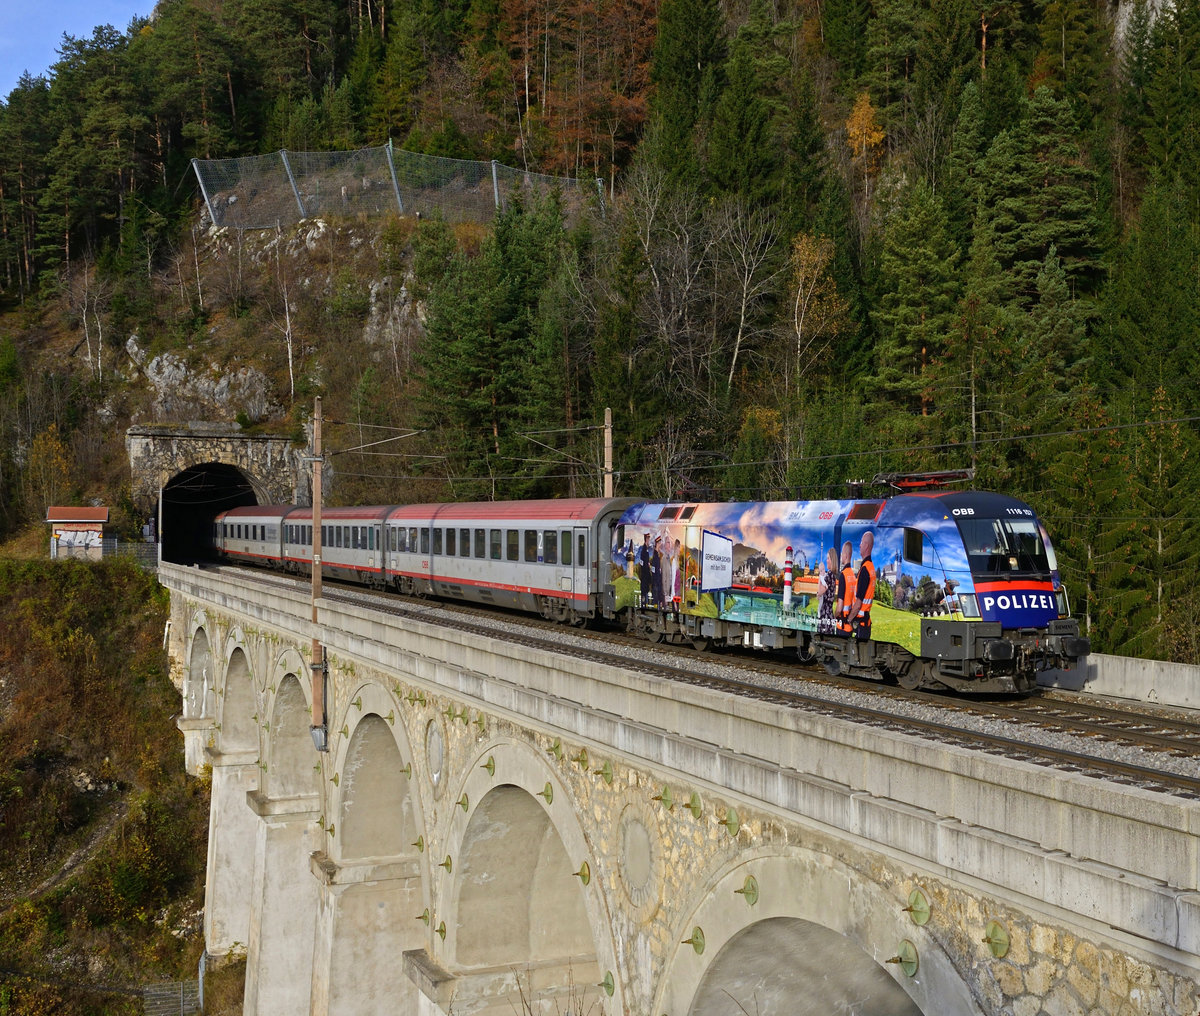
[958,516,1055,576]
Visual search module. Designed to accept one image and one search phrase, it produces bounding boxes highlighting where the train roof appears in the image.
[385,498,636,522]
[215,505,296,521]
[284,505,393,521]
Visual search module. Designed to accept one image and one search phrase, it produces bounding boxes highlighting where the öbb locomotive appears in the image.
[212,487,1089,694]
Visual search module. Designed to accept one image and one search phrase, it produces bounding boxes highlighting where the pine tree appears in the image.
[864,0,919,143]
[644,0,724,189]
[871,180,960,430]
[706,39,778,202]
[1113,386,1200,658]
[942,80,987,249]
[1140,0,1200,217]
[1040,387,1124,648]
[1096,178,1200,406]
[974,86,1103,308]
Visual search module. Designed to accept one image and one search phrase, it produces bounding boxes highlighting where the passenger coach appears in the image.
[382,499,638,620]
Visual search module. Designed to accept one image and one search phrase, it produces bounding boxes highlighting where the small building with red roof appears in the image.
[46,506,109,560]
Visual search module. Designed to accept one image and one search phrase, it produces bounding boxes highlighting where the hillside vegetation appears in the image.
[2,0,1200,661]
[0,556,213,1014]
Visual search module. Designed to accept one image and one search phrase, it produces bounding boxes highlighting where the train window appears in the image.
[460,529,471,557]
[306,526,312,546]
[369,527,376,551]
[235,524,241,539]
[525,529,538,562]
[679,506,696,520]
[433,529,443,555]
[490,529,501,559]
[507,530,519,561]
[847,502,883,521]
[577,533,586,565]
[561,531,572,565]
[544,530,557,565]
[904,528,923,564]
[658,506,681,520]
[476,529,486,558]
[420,528,430,554]
[408,527,417,551]
[345,526,352,548]
[446,528,456,555]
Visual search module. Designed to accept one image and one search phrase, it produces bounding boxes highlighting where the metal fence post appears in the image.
[491,159,501,211]
[279,150,307,218]
[192,158,219,227]
[386,138,405,214]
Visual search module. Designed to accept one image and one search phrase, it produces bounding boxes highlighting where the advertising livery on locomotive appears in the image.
[213,485,1088,695]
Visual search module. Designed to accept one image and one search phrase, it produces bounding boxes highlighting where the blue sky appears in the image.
[0,3,149,101]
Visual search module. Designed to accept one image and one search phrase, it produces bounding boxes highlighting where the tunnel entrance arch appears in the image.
[126,422,313,564]
[162,462,260,564]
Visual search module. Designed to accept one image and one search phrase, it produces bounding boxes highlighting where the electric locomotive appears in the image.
[611,486,1088,693]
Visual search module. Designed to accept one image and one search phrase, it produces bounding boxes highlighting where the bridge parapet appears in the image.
[160,562,1200,1016]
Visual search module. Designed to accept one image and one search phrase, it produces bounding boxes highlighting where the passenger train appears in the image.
[212,486,1089,694]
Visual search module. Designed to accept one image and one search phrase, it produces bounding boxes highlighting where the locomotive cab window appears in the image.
[959,517,1051,575]
[903,527,923,564]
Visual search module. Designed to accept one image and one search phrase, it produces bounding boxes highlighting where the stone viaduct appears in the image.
[162,561,1200,1016]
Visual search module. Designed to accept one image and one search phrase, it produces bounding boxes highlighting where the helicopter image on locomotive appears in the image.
[213,483,1088,695]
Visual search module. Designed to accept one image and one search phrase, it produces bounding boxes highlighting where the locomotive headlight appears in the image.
[959,594,980,619]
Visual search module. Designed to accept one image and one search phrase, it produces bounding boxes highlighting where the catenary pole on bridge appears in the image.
[310,396,328,750]
[604,407,612,498]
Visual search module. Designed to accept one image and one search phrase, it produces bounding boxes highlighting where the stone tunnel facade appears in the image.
[163,562,1200,1016]
[126,422,312,515]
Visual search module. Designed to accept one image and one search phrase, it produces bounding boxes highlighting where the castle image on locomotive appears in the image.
[212,482,1088,695]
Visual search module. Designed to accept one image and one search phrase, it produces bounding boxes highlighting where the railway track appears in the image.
[221,565,1200,800]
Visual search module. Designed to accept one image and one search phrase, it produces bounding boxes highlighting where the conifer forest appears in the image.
[1,0,1199,662]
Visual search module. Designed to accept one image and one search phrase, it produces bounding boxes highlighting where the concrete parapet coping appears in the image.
[1041,652,1200,710]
